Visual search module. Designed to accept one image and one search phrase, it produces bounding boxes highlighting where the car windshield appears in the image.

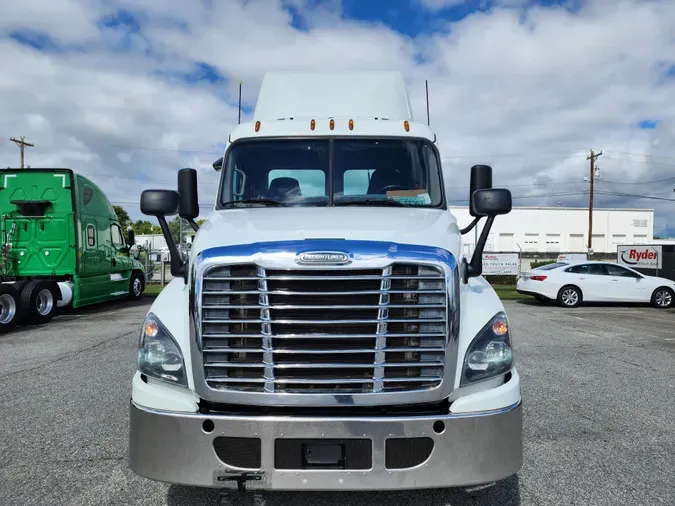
[535,262,569,271]
[218,138,445,208]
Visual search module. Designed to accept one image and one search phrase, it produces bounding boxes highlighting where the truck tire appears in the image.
[0,284,20,334]
[128,272,145,300]
[20,280,59,325]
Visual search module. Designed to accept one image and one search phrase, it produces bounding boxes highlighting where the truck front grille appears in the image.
[199,263,448,394]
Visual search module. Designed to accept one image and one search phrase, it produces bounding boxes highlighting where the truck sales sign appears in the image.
[617,245,662,269]
[482,253,520,275]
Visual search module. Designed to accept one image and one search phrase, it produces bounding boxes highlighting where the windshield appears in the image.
[218,138,445,208]
[534,262,569,271]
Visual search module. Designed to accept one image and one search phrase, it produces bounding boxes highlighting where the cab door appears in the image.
[109,222,131,297]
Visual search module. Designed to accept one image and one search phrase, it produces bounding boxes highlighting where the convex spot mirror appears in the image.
[472,188,512,216]
[141,189,180,217]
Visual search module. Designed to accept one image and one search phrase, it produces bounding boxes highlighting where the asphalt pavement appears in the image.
[0,297,673,506]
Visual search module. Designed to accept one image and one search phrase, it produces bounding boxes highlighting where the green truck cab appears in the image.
[0,168,145,333]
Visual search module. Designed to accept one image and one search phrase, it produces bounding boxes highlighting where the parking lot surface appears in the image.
[0,298,673,506]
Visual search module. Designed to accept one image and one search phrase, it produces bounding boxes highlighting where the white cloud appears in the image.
[0,0,674,232]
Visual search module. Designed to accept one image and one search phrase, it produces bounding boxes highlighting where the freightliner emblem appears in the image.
[296,251,351,265]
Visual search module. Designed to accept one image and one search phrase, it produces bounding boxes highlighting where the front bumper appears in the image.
[129,399,522,491]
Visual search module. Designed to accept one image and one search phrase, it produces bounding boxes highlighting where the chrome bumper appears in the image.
[129,400,522,491]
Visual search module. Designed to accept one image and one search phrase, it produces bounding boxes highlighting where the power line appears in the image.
[594,190,675,202]
[602,156,675,168]
[607,151,675,161]
[600,175,675,185]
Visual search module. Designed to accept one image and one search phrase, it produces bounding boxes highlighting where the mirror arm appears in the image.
[186,218,199,233]
[463,214,495,283]
[460,217,481,235]
[156,216,186,278]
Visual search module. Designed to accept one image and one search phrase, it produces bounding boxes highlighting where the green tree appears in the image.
[132,219,161,235]
[113,205,132,228]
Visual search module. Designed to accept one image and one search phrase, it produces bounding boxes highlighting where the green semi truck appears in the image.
[0,168,145,333]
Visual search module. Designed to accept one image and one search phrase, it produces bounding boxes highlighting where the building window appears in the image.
[632,219,648,228]
[87,225,95,247]
[633,234,647,244]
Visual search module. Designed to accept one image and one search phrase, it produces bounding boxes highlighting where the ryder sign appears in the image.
[617,245,662,269]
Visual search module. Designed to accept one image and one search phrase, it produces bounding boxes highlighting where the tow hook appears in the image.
[215,470,264,493]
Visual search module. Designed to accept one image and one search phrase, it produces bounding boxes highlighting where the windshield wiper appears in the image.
[222,198,287,207]
[335,198,411,207]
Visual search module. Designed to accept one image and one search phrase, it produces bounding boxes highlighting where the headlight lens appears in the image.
[461,312,513,386]
[137,313,187,386]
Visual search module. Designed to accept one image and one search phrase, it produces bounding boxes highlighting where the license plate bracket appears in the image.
[302,442,345,468]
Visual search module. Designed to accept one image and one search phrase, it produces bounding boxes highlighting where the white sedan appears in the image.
[516,261,675,308]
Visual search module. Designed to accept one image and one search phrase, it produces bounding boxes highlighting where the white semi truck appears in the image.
[129,71,522,493]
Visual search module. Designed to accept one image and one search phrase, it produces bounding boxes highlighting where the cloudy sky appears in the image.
[1,0,675,234]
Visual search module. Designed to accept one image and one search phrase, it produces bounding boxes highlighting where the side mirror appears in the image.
[178,168,199,219]
[140,189,184,278]
[140,190,180,217]
[213,157,223,171]
[463,187,512,283]
[178,168,200,233]
[469,165,493,217]
[127,228,135,246]
[472,188,512,217]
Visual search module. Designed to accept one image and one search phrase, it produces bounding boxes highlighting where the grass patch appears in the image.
[143,284,165,297]
[491,284,530,300]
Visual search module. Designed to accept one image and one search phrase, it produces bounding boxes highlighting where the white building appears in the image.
[450,206,655,255]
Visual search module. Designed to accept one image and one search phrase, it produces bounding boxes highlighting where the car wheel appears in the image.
[557,285,581,308]
[0,284,20,334]
[20,280,58,325]
[128,272,145,300]
[651,287,674,309]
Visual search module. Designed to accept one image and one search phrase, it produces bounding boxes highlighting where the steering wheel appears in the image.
[373,184,406,194]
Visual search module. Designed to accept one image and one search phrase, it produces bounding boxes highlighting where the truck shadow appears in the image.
[166,475,520,506]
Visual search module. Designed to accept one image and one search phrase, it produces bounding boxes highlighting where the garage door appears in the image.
[569,234,584,251]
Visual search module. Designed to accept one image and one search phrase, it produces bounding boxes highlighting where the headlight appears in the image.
[461,312,513,386]
[137,313,187,387]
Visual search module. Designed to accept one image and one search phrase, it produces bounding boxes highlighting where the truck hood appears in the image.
[190,207,462,258]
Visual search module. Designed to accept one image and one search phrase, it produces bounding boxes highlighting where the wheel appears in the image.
[0,284,20,334]
[128,272,145,300]
[557,285,581,308]
[19,280,58,325]
[651,287,674,309]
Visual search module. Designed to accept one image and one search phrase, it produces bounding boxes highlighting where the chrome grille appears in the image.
[199,263,448,394]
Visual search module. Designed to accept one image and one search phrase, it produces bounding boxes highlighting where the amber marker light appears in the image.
[492,319,508,337]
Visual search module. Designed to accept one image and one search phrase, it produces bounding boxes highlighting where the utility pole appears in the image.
[9,136,34,168]
[586,149,602,253]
